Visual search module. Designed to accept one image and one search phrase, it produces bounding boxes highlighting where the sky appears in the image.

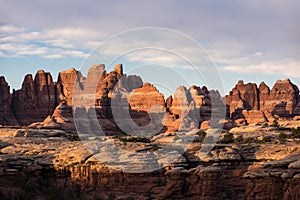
[0,0,300,96]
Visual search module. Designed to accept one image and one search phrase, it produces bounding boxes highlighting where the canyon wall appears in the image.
[1,128,300,199]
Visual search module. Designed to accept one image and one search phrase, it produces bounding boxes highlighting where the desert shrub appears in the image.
[196,130,207,142]
[234,135,244,143]
[244,137,256,144]
[221,133,234,144]
[263,136,272,143]
[271,120,279,127]
[167,133,173,136]
[290,128,300,138]
[113,135,151,143]
[263,122,269,127]
[68,135,81,141]
[278,133,287,143]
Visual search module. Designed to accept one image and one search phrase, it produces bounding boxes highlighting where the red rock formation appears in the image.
[0,76,18,125]
[242,110,267,125]
[57,68,82,105]
[114,63,123,76]
[3,63,300,131]
[170,86,192,117]
[129,83,165,113]
[37,101,75,130]
[258,81,270,111]
[189,85,205,108]
[12,71,59,125]
[12,74,37,125]
[164,86,209,131]
[33,70,57,119]
[225,80,259,118]
[267,79,299,117]
[226,79,300,123]
[71,64,146,135]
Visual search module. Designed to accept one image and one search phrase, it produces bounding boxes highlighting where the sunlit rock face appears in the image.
[2,63,300,132]
[226,79,300,125]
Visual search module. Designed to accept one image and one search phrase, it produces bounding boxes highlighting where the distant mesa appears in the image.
[1,63,300,133]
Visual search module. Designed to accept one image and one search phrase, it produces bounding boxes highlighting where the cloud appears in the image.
[0,24,24,34]
[45,39,75,49]
[46,28,102,40]
[18,47,48,56]
[0,36,16,43]
[42,54,63,59]
[0,1,299,75]
[62,50,89,58]
[0,24,95,59]
[221,59,300,78]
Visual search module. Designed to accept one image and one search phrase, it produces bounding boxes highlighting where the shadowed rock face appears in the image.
[12,70,60,125]
[0,76,18,125]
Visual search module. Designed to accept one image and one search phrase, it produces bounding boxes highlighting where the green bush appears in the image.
[196,130,207,142]
[167,133,173,136]
[234,135,244,143]
[113,135,151,143]
[271,120,279,127]
[290,128,300,138]
[263,136,272,142]
[278,133,287,143]
[221,133,234,144]
[244,137,256,144]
